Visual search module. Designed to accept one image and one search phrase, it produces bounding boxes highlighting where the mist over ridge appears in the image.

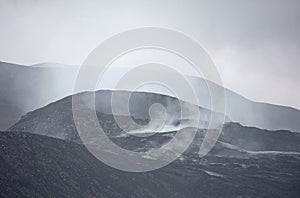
[1,61,300,132]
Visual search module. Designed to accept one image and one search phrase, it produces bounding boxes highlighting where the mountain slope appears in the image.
[0,62,78,130]
[9,90,300,153]
[9,90,214,143]
[0,132,299,198]
[188,76,300,132]
[1,61,300,132]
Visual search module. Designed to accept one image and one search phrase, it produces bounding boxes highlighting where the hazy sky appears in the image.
[0,0,300,109]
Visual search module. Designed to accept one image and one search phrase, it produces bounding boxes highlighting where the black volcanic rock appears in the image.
[0,132,185,197]
[0,132,300,198]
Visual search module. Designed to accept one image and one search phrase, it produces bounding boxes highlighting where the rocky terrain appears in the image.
[3,89,300,197]
[9,90,300,154]
[1,132,300,198]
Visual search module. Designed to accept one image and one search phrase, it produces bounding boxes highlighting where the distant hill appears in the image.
[188,76,300,132]
[1,61,300,132]
[0,62,78,130]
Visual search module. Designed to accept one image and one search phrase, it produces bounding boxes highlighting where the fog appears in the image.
[0,0,300,132]
[0,0,300,109]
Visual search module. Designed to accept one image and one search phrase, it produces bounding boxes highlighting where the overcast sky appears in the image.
[0,0,299,109]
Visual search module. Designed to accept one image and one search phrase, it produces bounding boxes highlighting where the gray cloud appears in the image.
[0,0,299,108]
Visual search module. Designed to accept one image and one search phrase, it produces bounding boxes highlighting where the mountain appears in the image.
[9,90,300,154]
[9,90,216,143]
[188,76,300,132]
[0,131,299,197]
[4,87,300,197]
[0,62,78,131]
[1,61,300,132]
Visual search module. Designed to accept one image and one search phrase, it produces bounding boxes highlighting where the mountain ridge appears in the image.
[9,90,300,154]
[1,61,300,132]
